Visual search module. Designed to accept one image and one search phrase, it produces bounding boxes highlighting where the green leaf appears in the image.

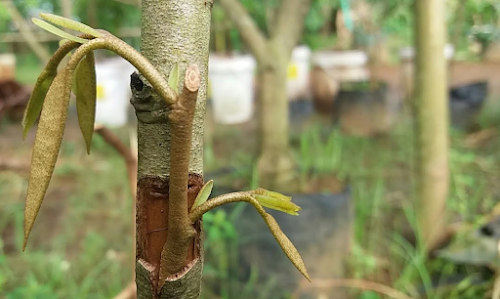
[39,13,102,38]
[23,68,72,251]
[254,194,300,215]
[22,73,56,139]
[168,62,180,91]
[32,18,88,43]
[191,180,214,211]
[252,188,300,216]
[262,212,310,281]
[73,52,97,154]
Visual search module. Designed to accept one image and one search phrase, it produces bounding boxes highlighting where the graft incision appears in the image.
[136,174,204,289]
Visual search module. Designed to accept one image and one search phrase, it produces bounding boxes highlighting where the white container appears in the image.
[399,43,455,61]
[208,54,256,124]
[311,50,370,82]
[94,56,136,127]
[0,54,16,82]
[311,50,368,69]
[287,45,311,101]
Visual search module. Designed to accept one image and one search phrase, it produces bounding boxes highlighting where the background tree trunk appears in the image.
[60,0,72,19]
[414,0,449,250]
[131,0,211,298]
[256,41,297,191]
[219,0,312,191]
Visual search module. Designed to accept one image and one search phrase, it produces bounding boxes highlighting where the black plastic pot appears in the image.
[214,187,352,298]
[449,81,488,129]
[289,99,314,130]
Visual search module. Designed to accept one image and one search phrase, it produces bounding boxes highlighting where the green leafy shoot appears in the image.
[189,190,309,281]
[40,13,102,38]
[32,18,88,43]
[252,188,300,215]
[168,62,180,92]
[191,180,214,211]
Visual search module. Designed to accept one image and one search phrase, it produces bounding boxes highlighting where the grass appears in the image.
[0,127,133,298]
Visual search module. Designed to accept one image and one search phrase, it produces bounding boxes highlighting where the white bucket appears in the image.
[94,56,136,127]
[208,54,256,124]
[287,45,311,101]
[399,43,455,61]
[311,50,368,69]
[311,50,369,82]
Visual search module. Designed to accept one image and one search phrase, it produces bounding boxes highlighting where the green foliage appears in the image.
[358,291,382,299]
[191,180,214,211]
[39,13,102,37]
[0,139,132,298]
[32,18,89,43]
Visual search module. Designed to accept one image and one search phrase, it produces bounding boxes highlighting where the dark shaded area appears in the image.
[449,81,488,129]
[217,188,352,299]
[0,79,30,120]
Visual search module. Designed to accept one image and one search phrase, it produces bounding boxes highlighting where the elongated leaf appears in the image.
[252,188,299,215]
[191,180,214,211]
[254,194,300,215]
[22,73,56,139]
[40,13,102,38]
[262,212,310,281]
[74,52,96,153]
[168,62,180,91]
[23,68,72,251]
[23,41,81,138]
[255,188,292,201]
[32,18,88,43]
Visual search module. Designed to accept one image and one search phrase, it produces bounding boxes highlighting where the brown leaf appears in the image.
[263,212,311,281]
[74,52,96,153]
[23,68,72,250]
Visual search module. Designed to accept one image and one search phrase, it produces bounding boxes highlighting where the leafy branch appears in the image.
[22,13,310,285]
[189,188,310,281]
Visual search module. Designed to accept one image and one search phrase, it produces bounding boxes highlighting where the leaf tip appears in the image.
[23,220,33,252]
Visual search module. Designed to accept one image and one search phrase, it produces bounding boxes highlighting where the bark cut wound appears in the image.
[136,174,204,290]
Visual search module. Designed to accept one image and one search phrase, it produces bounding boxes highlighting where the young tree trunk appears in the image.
[60,0,72,19]
[257,41,297,191]
[219,0,312,191]
[414,0,449,250]
[131,0,211,298]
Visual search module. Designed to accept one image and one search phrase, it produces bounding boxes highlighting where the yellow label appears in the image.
[96,85,105,100]
[287,64,298,79]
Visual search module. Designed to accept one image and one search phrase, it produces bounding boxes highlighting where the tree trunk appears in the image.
[414,0,449,250]
[256,41,297,191]
[218,0,312,191]
[60,0,72,19]
[131,0,211,298]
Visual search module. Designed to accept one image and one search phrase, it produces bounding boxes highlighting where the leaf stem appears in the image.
[66,33,177,105]
[189,191,264,222]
